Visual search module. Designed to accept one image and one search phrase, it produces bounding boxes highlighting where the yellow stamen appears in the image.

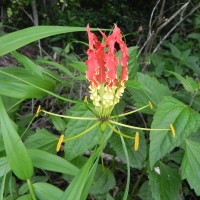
[56,134,64,152]
[170,124,176,138]
[36,105,41,117]
[148,101,153,110]
[134,132,139,151]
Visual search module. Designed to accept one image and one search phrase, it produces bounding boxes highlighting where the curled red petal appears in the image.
[86,25,106,85]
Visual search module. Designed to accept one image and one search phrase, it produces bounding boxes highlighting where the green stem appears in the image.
[109,120,170,131]
[64,121,101,142]
[106,122,134,139]
[27,179,37,200]
[0,70,79,104]
[131,168,146,196]
[110,104,149,119]
[42,110,98,121]
[120,136,130,200]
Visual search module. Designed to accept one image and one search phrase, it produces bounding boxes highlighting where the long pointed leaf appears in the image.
[0,97,33,180]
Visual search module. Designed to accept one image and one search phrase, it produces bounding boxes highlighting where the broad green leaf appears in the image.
[168,71,198,93]
[90,167,116,195]
[12,51,43,77]
[60,149,99,200]
[0,97,33,180]
[64,104,99,160]
[138,181,154,200]
[0,26,89,56]
[148,162,181,200]
[0,67,55,99]
[0,157,11,177]
[181,139,200,195]
[50,116,66,132]
[28,149,79,176]
[25,128,57,153]
[110,129,147,169]
[149,96,200,169]
[33,182,63,200]
[16,194,32,200]
[127,73,172,113]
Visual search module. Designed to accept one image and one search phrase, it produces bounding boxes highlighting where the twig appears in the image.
[153,3,200,53]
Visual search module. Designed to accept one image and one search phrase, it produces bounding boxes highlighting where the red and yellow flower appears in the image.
[86,25,129,118]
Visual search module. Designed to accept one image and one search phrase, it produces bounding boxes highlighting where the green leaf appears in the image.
[127,46,138,79]
[50,116,66,132]
[181,139,200,195]
[168,71,198,93]
[0,97,33,180]
[138,181,154,200]
[0,67,55,99]
[68,61,87,73]
[64,104,99,160]
[149,96,200,169]
[169,44,181,59]
[37,60,74,78]
[12,51,43,77]
[28,149,79,176]
[0,157,11,177]
[0,26,91,56]
[60,149,100,200]
[90,167,116,195]
[16,194,32,200]
[110,128,147,169]
[148,162,181,200]
[33,182,63,200]
[25,128,57,153]
[127,73,172,113]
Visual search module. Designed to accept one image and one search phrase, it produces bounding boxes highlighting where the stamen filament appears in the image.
[106,122,134,139]
[64,121,101,142]
[109,120,170,131]
[110,104,149,119]
[41,110,98,120]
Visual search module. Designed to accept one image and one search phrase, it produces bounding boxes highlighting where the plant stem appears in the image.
[131,168,146,196]
[109,120,170,131]
[42,110,98,121]
[27,179,37,200]
[110,104,149,119]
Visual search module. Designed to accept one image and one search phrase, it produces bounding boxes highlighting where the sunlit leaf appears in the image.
[33,182,63,200]
[149,96,200,169]
[28,149,79,176]
[0,67,55,99]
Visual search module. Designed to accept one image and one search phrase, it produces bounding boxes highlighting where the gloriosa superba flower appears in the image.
[35,25,176,153]
[86,24,128,118]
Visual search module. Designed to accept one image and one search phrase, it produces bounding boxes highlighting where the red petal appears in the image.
[86,25,106,85]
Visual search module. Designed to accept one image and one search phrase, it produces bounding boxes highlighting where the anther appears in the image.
[36,105,41,117]
[56,134,64,152]
[134,132,139,151]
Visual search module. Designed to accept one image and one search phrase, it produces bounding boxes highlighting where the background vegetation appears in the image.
[0,0,200,200]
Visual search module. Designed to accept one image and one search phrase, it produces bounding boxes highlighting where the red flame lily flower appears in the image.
[85,25,129,117]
